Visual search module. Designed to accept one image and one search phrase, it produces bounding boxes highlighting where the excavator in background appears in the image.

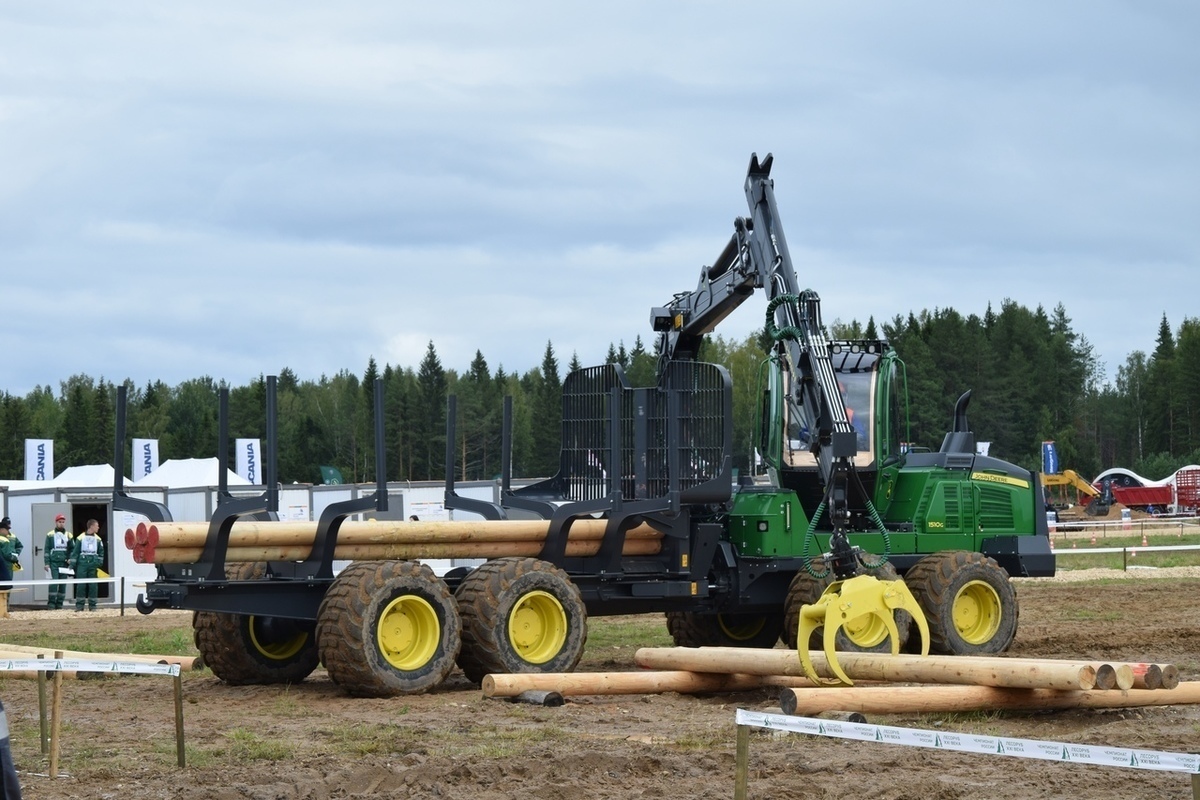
[1041,469,1106,520]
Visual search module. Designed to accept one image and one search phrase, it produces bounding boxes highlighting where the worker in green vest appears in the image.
[0,520,18,592]
[44,514,73,609]
[0,518,21,572]
[69,519,105,612]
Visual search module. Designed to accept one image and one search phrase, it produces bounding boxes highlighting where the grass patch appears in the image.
[673,730,728,751]
[1053,531,1200,571]
[583,614,674,660]
[0,620,200,657]
[223,727,295,762]
[323,721,421,755]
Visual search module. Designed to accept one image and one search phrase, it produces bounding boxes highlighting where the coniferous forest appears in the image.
[2,300,1198,486]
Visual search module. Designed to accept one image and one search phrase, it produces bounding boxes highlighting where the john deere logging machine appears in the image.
[125,153,1053,696]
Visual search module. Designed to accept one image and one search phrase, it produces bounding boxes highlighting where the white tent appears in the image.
[55,463,120,487]
[132,458,251,489]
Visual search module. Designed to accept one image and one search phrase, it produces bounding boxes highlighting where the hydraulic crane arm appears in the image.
[650,153,859,516]
[650,153,929,683]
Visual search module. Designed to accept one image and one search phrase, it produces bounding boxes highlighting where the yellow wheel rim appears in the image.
[717,614,767,643]
[952,579,1002,645]
[508,590,567,665]
[840,611,889,649]
[376,594,441,671]
[247,617,309,661]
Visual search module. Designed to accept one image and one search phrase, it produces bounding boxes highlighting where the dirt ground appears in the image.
[3,570,1200,800]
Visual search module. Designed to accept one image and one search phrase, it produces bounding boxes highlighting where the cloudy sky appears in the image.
[2,2,1196,397]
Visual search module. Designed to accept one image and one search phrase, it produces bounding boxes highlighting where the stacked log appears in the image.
[779,683,1200,716]
[482,671,818,698]
[125,519,663,565]
[632,647,1111,691]
[482,647,1187,715]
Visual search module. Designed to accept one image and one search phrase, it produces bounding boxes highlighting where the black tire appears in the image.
[781,558,911,653]
[665,611,784,649]
[904,550,1018,655]
[455,557,587,686]
[316,560,461,697]
[192,562,319,685]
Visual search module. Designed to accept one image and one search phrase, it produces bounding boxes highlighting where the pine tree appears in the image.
[415,342,447,481]
[530,341,562,477]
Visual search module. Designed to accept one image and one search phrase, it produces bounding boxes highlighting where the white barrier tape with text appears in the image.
[736,709,1200,774]
[0,659,180,677]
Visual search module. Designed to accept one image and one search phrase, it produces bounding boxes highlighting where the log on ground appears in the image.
[779,682,1200,716]
[482,670,818,698]
[633,647,1101,691]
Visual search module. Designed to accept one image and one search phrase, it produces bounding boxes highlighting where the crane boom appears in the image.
[651,153,862,565]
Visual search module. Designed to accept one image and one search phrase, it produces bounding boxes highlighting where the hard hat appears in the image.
[55,513,67,522]
[0,517,9,529]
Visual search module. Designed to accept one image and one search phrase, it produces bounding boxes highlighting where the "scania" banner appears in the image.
[131,439,160,480]
[236,438,261,484]
[24,439,54,481]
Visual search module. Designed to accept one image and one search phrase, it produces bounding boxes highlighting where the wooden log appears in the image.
[142,536,662,565]
[133,519,662,550]
[1093,664,1117,691]
[1159,664,1181,690]
[779,682,1200,716]
[1131,663,1163,691]
[1109,663,1134,691]
[481,670,819,698]
[633,647,1099,691]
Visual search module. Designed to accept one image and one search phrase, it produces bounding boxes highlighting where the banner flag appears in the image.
[1042,441,1059,475]
[319,466,344,485]
[236,438,262,484]
[24,439,54,481]
[131,438,159,480]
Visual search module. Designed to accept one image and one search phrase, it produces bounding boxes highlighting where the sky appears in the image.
[2,1,1196,397]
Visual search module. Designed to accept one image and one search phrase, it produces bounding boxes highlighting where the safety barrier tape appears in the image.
[0,659,179,677]
[736,709,1200,774]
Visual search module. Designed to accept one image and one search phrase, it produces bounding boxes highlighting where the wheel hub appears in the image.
[248,616,310,661]
[377,594,440,671]
[953,579,1002,645]
[508,590,567,664]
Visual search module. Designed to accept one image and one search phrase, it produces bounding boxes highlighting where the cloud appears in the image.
[1,1,1196,396]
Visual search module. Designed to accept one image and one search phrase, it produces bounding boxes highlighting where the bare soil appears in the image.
[4,570,1200,799]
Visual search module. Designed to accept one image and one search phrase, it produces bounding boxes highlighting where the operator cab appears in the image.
[782,342,887,471]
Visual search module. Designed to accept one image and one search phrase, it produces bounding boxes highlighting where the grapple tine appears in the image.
[885,578,930,656]
[797,593,843,686]
[821,611,854,685]
[794,574,931,687]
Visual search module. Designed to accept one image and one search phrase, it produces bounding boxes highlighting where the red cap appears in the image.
[55,514,66,522]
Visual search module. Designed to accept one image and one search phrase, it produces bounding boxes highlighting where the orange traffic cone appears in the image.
[1090,534,1097,546]
[1141,533,1149,547]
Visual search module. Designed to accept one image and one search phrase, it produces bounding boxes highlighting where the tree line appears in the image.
[2,301,1198,487]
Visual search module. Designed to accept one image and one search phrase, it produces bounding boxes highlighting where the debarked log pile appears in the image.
[482,646,1188,716]
[124,519,663,564]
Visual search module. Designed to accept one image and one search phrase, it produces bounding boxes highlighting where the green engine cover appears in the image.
[728,489,808,557]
